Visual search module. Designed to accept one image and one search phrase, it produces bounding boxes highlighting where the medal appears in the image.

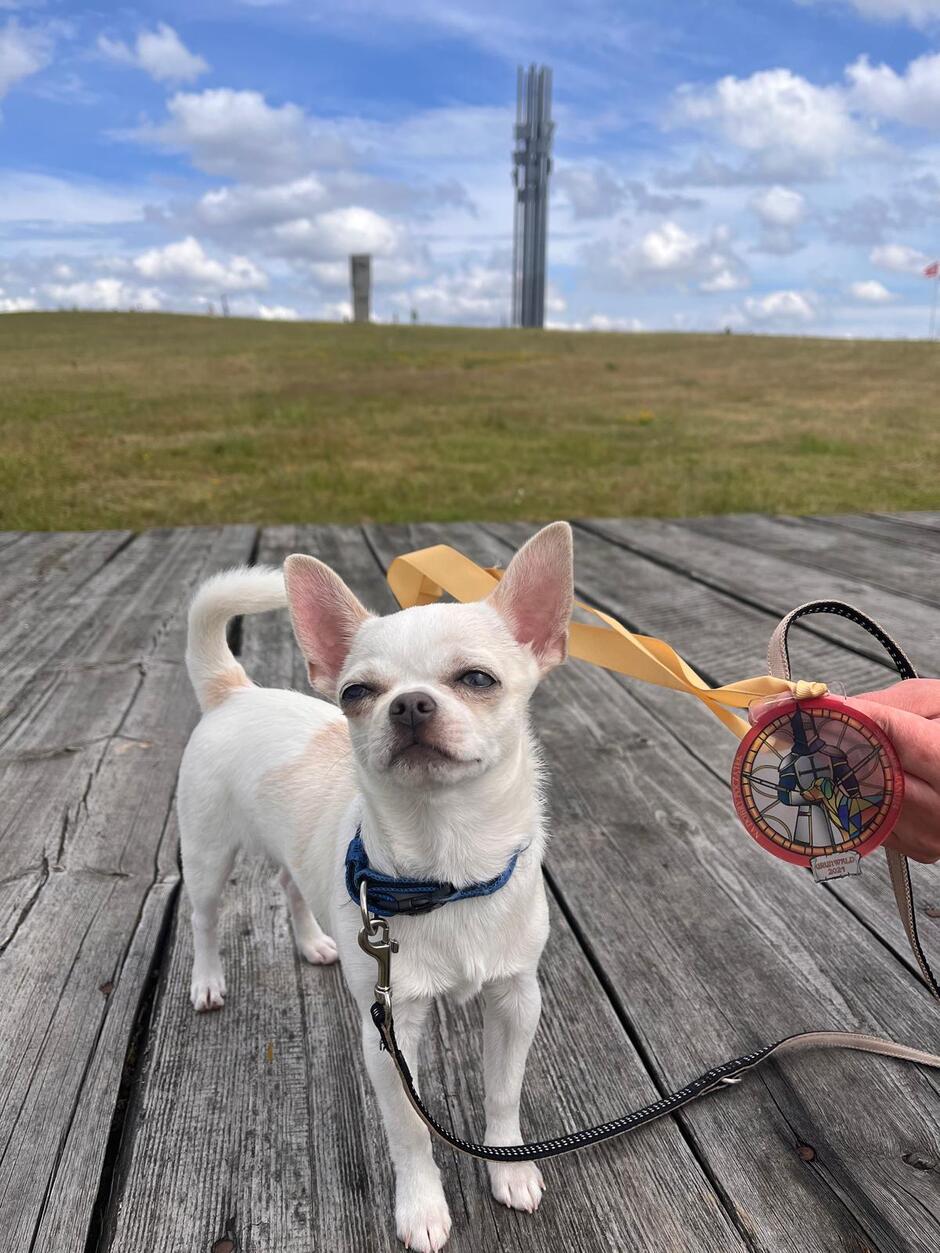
[731,696,903,880]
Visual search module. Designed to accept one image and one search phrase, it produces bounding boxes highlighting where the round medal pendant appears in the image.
[731,696,904,868]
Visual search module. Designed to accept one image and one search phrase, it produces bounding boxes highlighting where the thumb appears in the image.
[843,697,940,787]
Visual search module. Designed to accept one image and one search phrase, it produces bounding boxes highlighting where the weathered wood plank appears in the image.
[1,526,256,884]
[367,521,940,1253]
[0,529,130,611]
[566,516,939,981]
[0,525,255,722]
[580,515,936,680]
[107,524,748,1253]
[675,512,940,643]
[0,526,258,1253]
[30,877,176,1251]
[813,512,940,550]
[4,877,177,1253]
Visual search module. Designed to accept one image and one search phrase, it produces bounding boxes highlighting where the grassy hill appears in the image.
[1,311,936,530]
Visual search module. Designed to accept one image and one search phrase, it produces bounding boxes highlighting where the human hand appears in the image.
[844,679,940,864]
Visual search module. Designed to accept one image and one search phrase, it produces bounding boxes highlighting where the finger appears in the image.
[852,678,940,720]
[843,697,940,789]
[883,773,940,864]
[884,831,940,865]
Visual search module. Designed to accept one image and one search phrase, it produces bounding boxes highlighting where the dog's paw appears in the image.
[395,1190,451,1251]
[299,934,339,965]
[190,972,226,1012]
[488,1160,545,1213]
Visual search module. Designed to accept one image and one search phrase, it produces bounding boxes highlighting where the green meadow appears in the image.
[1,311,936,530]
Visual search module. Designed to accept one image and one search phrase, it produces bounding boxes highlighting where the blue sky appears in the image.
[3,1,940,336]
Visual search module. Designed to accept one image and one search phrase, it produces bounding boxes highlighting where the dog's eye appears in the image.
[458,670,497,689]
[341,683,374,704]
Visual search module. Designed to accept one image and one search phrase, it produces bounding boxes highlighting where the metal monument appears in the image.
[512,65,554,329]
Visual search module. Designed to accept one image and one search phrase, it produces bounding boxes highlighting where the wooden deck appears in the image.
[2,515,939,1253]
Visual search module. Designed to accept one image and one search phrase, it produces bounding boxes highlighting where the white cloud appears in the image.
[392,264,510,324]
[585,314,645,332]
[44,277,164,311]
[743,289,817,323]
[0,292,36,312]
[870,242,930,272]
[257,303,300,320]
[751,185,806,227]
[271,206,401,259]
[700,267,746,292]
[672,67,878,177]
[133,236,268,291]
[750,185,807,255]
[638,220,699,270]
[849,279,894,301]
[591,220,749,293]
[134,88,353,183]
[131,92,510,192]
[194,176,328,228]
[98,24,208,85]
[0,19,51,101]
[847,53,940,130]
[321,298,352,321]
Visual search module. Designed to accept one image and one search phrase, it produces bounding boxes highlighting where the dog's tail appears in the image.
[186,566,287,712]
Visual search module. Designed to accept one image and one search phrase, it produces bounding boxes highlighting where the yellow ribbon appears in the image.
[386,544,827,740]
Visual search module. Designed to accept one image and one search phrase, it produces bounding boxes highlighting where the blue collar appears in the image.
[345,828,521,918]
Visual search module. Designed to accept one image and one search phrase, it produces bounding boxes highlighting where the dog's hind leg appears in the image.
[180,791,237,1012]
[278,868,338,965]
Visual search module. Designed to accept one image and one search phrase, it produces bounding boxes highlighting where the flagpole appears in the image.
[926,260,940,340]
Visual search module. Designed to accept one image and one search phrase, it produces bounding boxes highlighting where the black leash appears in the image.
[365,995,939,1163]
[359,602,940,1162]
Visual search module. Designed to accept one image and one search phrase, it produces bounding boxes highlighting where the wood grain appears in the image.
[0,525,257,1253]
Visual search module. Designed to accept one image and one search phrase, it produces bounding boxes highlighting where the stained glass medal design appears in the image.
[731,696,904,882]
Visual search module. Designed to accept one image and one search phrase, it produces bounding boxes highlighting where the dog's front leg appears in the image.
[360,1000,451,1252]
[483,971,545,1212]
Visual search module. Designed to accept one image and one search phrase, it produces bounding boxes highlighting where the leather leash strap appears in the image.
[360,587,940,1162]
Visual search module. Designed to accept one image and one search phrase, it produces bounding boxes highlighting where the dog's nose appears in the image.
[389,690,437,728]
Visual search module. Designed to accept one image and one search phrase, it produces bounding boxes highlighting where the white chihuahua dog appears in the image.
[177,522,573,1251]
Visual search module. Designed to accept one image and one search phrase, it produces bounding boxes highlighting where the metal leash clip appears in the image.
[358,879,398,1026]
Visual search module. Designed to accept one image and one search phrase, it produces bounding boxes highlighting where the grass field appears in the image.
[1,311,937,530]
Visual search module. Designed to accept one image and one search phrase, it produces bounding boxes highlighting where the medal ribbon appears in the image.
[386,544,827,739]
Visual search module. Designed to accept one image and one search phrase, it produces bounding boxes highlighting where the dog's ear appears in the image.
[284,554,373,694]
[489,521,574,673]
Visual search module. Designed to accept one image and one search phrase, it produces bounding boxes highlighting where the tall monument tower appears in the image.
[511,65,554,329]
